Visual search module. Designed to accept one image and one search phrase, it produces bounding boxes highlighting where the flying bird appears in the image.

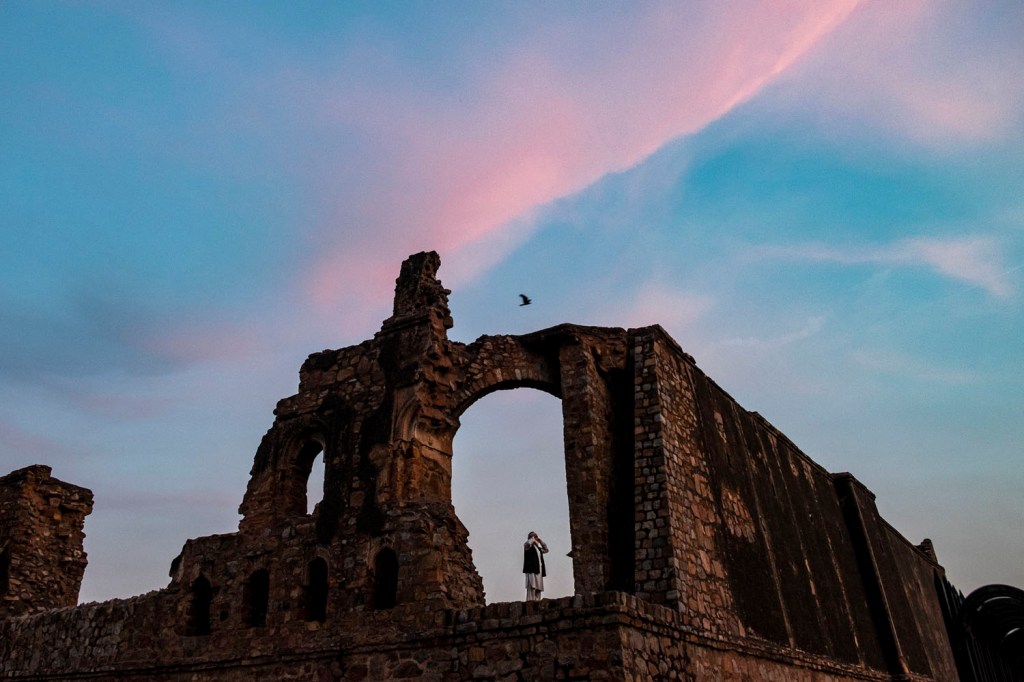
[518,294,532,306]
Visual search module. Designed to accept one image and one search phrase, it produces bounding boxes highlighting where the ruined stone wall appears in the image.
[0,252,964,681]
[832,475,961,681]
[0,465,92,618]
[2,591,926,681]
[882,527,961,682]
[640,325,959,679]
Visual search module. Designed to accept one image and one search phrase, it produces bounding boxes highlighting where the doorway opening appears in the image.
[373,548,399,610]
[243,569,269,627]
[306,558,328,621]
[185,575,213,636]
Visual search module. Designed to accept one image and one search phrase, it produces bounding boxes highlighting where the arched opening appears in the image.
[243,569,269,627]
[373,548,399,610]
[451,388,573,603]
[283,438,324,516]
[306,558,328,622]
[0,545,9,596]
[186,575,213,636]
[306,449,326,515]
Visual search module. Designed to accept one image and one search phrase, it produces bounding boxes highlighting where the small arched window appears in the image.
[306,558,328,622]
[186,575,213,636]
[243,569,270,627]
[0,546,10,596]
[306,448,326,515]
[284,438,325,516]
[373,548,399,610]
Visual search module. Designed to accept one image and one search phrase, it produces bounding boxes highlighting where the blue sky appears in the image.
[1,1,1021,604]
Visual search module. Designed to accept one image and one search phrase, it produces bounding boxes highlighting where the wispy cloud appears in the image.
[851,348,980,384]
[754,236,1012,298]
[776,1,1024,145]
[722,315,827,349]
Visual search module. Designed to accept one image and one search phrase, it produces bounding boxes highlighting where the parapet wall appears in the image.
[1,591,924,681]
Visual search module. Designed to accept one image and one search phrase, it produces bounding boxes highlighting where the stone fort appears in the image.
[1,252,1020,680]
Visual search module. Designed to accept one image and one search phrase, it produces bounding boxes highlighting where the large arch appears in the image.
[452,387,572,603]
[444,329,635,597]
[962,584,1024,655]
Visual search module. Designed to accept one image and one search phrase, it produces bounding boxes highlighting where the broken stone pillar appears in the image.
[0,465,93,618]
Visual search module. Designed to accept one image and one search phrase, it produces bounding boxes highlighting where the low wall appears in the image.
[1,592,945,681]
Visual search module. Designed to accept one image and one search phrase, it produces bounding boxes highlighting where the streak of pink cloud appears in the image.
[305,1,865,306]
[0,418,73,462]
[62,390,176,421]
[137,319,266,366]
[616,286,715,336]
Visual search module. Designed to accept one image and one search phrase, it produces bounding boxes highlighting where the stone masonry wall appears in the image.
[0,252,962,681]
[2,591,932,681]
[645,324,959,679]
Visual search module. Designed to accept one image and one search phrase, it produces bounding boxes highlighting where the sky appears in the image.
[1,1,1022,606]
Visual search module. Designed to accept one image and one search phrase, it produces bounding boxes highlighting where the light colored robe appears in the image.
[524,539,548,600]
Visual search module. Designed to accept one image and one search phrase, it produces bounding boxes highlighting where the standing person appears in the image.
[522,531,549,601]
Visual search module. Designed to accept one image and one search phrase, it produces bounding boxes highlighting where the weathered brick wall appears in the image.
[0,465,92,618]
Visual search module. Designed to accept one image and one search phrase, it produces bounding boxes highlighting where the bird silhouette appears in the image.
[518,294,532,306]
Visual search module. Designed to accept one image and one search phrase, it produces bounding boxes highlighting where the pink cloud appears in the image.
[101,490,239,512]
[59,389,176,421]
[616,286,715,336]
[0,418,72,462]
[137,319,267,366]
[302,1,865,305]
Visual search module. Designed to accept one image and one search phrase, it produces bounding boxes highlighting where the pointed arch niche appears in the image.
[451,388,573,603]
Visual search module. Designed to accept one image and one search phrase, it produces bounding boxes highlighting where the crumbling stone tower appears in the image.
[0,465,93,618]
